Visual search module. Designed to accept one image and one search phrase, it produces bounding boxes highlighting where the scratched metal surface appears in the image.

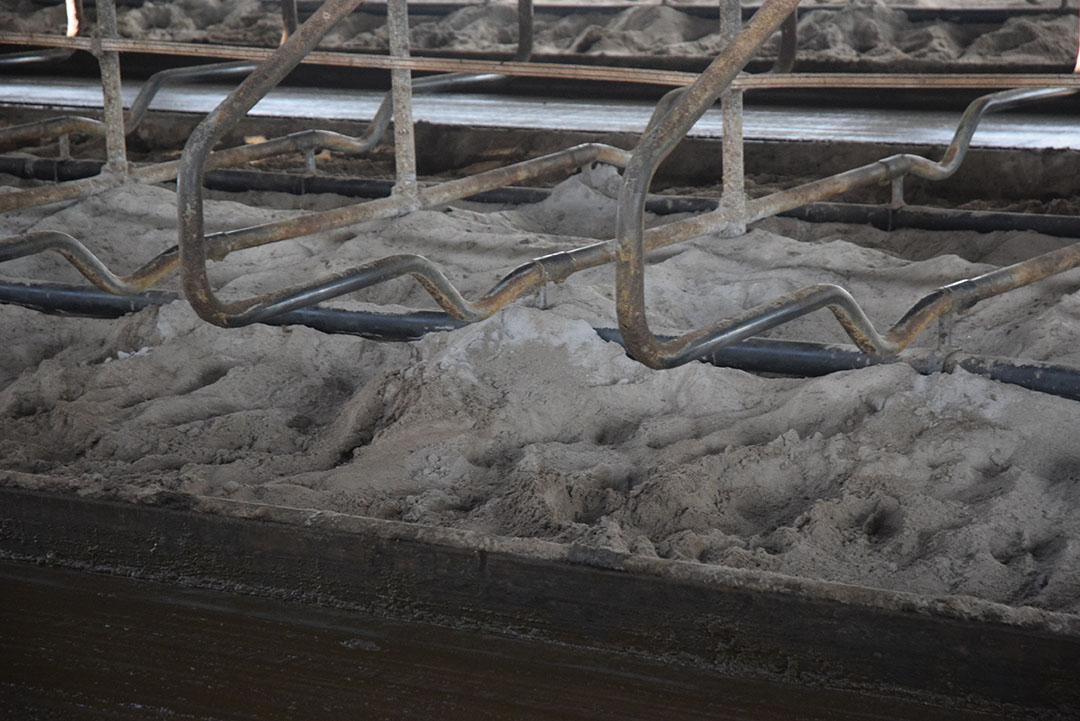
[1,76,1078,149]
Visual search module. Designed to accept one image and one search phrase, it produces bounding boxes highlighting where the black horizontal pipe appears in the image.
[0,281,467,341]
[5,155,1080,238]
[783,202,1080,237]
[2,280,1078,402]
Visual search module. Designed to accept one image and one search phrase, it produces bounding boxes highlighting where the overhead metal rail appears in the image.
[5,30,1080,90]
[2,0,1079,387]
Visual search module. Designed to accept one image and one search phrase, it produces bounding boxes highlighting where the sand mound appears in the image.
[7,0,1074,71]
[3,171,1080,615]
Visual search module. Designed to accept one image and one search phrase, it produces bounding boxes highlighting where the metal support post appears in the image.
[94,0,127,175]
[388,0,418,203]
[891,176,905,209]
[720,0,746,233]
[280,0,299,41]
[516,0,534,61]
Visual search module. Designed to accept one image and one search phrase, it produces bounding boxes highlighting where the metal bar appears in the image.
[0,127,393,214]
[126,60,258,135]
[615,0,802,369]
[4,279,1080,403]
[719,0,746,231]
[281,0,300,41]
[0,117,105,153]
[0,231,160,295]
[516,0,534,62]
[884,243,1080,348]
[5,33,1080,90]
[616,73,1080,366]
[175,0,620,328]
[387,0,418,201]
[93,0,127,174]
[744,88,1077,221]
[176,142,628,325]
[0,0,81,67]
[769,9,797,74]
[0,48,74,67]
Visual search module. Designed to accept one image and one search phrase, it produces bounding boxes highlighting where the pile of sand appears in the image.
[3,0,1077,71]
[2,167,1079,614]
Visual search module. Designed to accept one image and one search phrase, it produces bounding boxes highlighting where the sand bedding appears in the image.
[2,0,1080,617]
[2,165,1080,615]
[3,0,1079,72]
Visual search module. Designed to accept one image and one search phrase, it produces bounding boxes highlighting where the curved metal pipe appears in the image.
[5,280,1080,402]
[745,87,1077,224]
[280,0,299,41]
[0,125,406,214]
[179,142,628,326]
[0,0,82,67]
[0,231,169,295]
[0,142,629,304]
[615,33,1078,368]
[516,0,534,63]
[770,9,798,74]
[0,117,105,154]
[615,0,802,368]
[5,84,1076,364]
[0,48,75,68]
[126,61,258,135]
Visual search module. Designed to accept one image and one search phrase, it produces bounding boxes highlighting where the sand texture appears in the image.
[2,0,1080,617]
[2,0,1078,72]
[2,166,1080,614]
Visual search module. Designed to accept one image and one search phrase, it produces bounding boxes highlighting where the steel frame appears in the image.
[1,0,1079,375]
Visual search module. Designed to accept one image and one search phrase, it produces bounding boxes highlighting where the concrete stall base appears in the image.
[1,487,1078,719]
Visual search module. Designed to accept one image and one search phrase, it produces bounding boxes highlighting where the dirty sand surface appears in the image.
[2,0,1078,72]
[2,164,1080,615]
[2,0,1080,617]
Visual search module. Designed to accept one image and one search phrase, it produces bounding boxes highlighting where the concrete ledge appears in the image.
[2,487,1078,718]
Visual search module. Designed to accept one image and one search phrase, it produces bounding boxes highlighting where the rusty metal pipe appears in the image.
[0,231,170,295]
[387,0,417,201]
[615,0,802,369]
[0,0,82,66]
[126,61,258,135]
[0,48,74,67]
[884,242,1080,351]
[184,143,629,325]
[770,10,798,74]
[0,126,382,214]
[280,0,299,41]
[204,142,628,262]
[94,0,127,174]
[0,117,106,153]
[616,37,1077,367]
[516,0,534,62]
[745,87,1076,223]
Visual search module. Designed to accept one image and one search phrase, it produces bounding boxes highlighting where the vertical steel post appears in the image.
[388,0,418,202]
[516,0,534,61]
[719,0,746,233]
[94,0,127,175]
[280,0,299,41]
